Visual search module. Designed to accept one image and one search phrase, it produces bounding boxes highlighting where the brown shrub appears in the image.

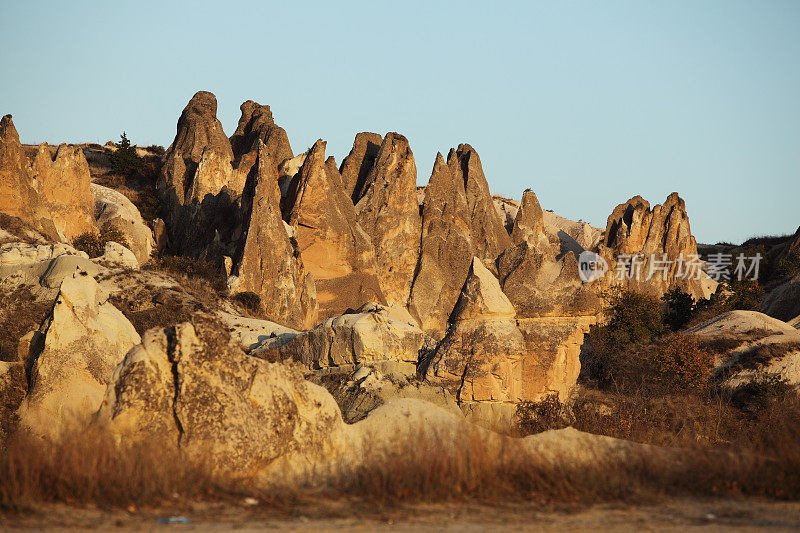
[72,227,130,258]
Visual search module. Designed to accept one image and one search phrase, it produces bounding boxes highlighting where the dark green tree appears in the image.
[110,131,142,176]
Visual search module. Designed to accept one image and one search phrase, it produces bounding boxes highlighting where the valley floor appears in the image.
[2,498,800,532]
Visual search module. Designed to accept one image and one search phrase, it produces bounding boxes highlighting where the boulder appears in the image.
[352,133,422,306]
[313,363,461,423]
[97,241,139,269]
[229,100,292,164]
[255,303,427,369]
[339,132,382,200]
[688,310,800,388]
[231,141,318,329]
[216,311,300,352]
[283,140,385,319]
[407,153,476,338]
[91,183,154,264]
[0,242,101,289]
[97,316,347,479]
[17,272,141,437]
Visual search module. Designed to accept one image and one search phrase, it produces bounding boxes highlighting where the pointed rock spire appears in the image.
[352,132,422,307]
[233,141,318,329]
[229,100,293,164]
[284,140,385,319]
[339,132,383,200]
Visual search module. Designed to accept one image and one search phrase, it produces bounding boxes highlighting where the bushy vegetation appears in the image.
[72,226,129,258]
[109,132,143,176]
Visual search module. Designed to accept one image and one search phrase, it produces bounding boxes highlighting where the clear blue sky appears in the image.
[2,1,798,244]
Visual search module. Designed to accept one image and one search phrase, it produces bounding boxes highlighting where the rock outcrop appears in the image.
[407,154,476,337]
[339,132,382,200]
[0,115,95,242]
[29,144,96,240]
[159,91,235,205]
[600,192,715,299]
[497,191,600,317]
[447,145,512,265]
[421,258,594,429]
[17,272,140,437]
[352,133,422,306]
[255,303,426,368]
[97,316,347,478]
[0,115,43,234]
[688,310,800,388]
[761,272,800,322]
[229,100,293,165]
[283,140,385,319]
[231,141,317,330]
[91,183,154,264]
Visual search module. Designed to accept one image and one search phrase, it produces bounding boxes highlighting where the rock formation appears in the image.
[407,154,477,337]
[447,144,512,265]
[761,272,800,322]
[231,141,318,330]
[497,189,600,317]
[600,192,715,299]
[91,183,154,264]
[17,272,141,437]
[352,133,422,306]
[229,100,293,164]
[339,132,382,199]
[256,303,426,368]
[0,115,95,242]
[0,115,43,234]
[159,91,235,205]
[97,316,346,477]
[283,140,385,319]
[421,258,594,430]
[688,310,800,388]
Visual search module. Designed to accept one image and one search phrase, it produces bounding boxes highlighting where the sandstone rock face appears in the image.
[688,310,800,388]
[447,145,511,265]
[229,100,293,164]
[422,258,592,417]
[91,183,154,264]
[761,273,800,322]
[97,241,139,269]
[284,140,385,319]
[497,243,600,318]
[231,142,317,329]
[510,190,547,249]
[256,303,426,368]
[97,316,347,478]
[159,91,235,205]
[407,154,476,337]
[339,132,382,200]
[422,258,526,405]
[17,272,140,437]
[352,133,422,307]
[29,143,96,240]
[1,115,95,242]
[0,115,41,232]
[600,192,714,299]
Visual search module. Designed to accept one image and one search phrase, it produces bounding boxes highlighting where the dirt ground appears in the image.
[2,497,800,532]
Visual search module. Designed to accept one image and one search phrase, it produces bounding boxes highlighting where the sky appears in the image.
[1,1,798,244]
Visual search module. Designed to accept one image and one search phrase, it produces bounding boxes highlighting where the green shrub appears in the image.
[776,250,800,280]
[109,132,143,176]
